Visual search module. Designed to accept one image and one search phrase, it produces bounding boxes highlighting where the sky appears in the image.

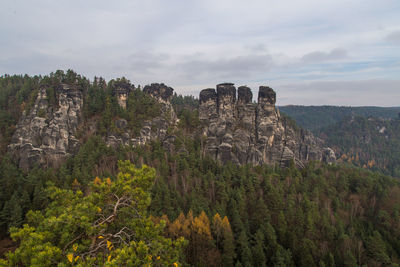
[1,0,400,106]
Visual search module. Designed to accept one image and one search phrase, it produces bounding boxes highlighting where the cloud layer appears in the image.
[1,0,399,106]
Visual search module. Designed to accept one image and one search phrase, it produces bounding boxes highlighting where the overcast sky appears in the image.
[1,0,400,106]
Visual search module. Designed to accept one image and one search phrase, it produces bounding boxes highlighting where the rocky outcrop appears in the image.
[114,87,130,110]
[142,83,178,125]
[199,83,336,167]
[110,79,133,110]
[143,83,174,102]
[130,84,178,153]
[8,79,334,171]
[107,83,178,151]
[8,84,83,170]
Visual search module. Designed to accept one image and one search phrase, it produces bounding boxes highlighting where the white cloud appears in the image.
[0,0,400,105]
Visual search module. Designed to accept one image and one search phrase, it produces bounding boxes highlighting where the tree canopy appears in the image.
[0,161,185,266]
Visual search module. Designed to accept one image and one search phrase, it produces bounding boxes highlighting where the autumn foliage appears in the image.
[0,161,185,266]
[151,210,235,267]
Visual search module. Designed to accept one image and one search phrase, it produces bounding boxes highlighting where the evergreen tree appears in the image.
[221,216,235,266]
[236,230,252,266]
[366,231,391,265]
[252,229,266,267]
[0,161,186,266]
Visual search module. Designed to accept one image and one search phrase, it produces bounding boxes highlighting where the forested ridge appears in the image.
[317,116,400,178]
[279,105,400,132]
[279,106,400,177]
[1,71,400,266]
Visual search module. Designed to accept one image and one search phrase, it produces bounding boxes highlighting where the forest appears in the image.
[279,104,400,178]
[279,105,400,132]
[317,116,400,177]
[0,71,400,266]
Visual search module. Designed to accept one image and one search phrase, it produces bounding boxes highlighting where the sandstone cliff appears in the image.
[199,83,336,167]
[8,84,83,170]
[8,80,334,170]
[106,83,178,149]
[8,82,179,170]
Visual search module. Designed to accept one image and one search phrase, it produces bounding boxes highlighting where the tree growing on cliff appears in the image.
[0,161,186,266]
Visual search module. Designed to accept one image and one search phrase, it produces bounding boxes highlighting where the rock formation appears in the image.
[106,83,178,150]
[114,86,130,110]
[8,79,334,170]
[110,79,133,110]
[199,83,336,167]
[143,83,174,102]
[8,84,83,170]
[9,81,179,170]
[131,83,177,148]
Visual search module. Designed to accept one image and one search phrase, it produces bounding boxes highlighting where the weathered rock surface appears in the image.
[199,83,336,167]
[106,83,178,151]
[8,79,334,170]
[109,79,134,110]
[8,84,83,170]
[143,83,174,102]
[114,86,131,110]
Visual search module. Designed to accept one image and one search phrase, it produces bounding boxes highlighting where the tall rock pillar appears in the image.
[237,86,255,130]
[216,83,236,121]
[199,88,219,159]
[256,86,285,164]
[199,88,218,124]
[234,86,256,164]
[216,83,237,163]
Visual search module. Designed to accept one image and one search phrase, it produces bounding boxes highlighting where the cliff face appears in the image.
[8,84,83,170]
[9,82,179,170]
[8,80,334,170]
[106,83,178,149]
[199,84,336,167]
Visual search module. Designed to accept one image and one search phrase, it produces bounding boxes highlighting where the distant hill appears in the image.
[318,116,400,177]
[279,105,400,176]
[279,105,400,132]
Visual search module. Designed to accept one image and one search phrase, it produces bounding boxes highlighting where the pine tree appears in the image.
[2,193,23,229]
[366,231,391,264]
[252,229,266,267]
[273,245,294,267]
[1,161,186,266]
[221,216,235,266]
[236,230,252,266]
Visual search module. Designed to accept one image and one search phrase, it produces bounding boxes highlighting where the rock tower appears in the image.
[199,83,336,167]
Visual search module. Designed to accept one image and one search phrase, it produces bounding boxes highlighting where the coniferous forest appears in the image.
[281,106,400,177]
[0,71,400,266]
